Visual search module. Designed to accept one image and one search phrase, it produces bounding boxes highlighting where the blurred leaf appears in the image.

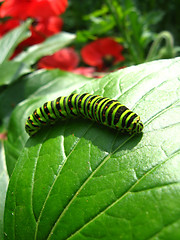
[81,5,115,37]
[0,69,90,128]
[76,15,115,42]
[76,30,96,43]
[136,0,180,45]
[146,31,176,61]
[3,70,91,175]
[0,141,9,240]
[83,5,109,20]
[14,32,76,66]
[88,16,115,35]
[0,61,31,86]
[0,19,31,64]
[4,57,180,239]
[62,0,105,32]
[142,10,164,26]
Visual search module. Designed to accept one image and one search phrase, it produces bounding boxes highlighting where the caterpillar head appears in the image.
[128,116,144,134]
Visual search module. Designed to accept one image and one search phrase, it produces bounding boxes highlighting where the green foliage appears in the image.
[146,31,180,61]
[105,0,178,64]
[136,0,180,44]
[62,0,106,32]
[3,58,180,239]
[74,0,179,65]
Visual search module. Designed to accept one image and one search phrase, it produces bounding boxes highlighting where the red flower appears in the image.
[81,37,124,71]
[37,16,63,36]
[0,19,20,37]
[21,16,63,46]
[0,0,68,19]
[38,48,79,71]
[38,49,97,77]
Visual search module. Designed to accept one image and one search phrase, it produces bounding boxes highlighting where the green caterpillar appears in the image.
[25,93,144,136]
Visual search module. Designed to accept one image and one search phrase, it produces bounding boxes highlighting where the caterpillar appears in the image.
[25,93,144,136]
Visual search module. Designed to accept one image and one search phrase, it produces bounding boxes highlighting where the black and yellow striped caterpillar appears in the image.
[25,93,144,136]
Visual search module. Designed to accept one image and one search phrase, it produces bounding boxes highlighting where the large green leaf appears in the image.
[0,141,9,240]
[0,20,31,64]
[4,58,180,239]
[14,32,76,66]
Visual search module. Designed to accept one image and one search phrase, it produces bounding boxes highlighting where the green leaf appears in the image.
[0,61,31,86]
[87,16,115,35]
[14,32,76,66]
[0,69,90,127]
[0,141,9,240]
[0,20,31,64]
[4,58,180,239]
[3,70,90,175]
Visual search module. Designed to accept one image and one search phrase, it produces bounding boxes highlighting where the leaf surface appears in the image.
[0,61,30,86]
[4,58,180,240]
